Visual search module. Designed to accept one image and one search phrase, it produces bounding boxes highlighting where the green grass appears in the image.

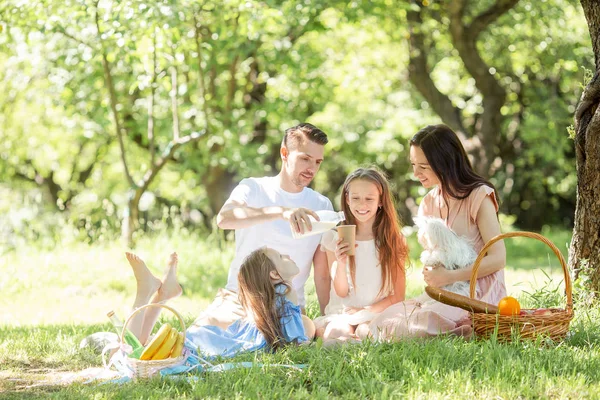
[2,228,599,398]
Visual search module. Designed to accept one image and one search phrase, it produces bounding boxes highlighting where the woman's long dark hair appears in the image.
[410,124,499,204]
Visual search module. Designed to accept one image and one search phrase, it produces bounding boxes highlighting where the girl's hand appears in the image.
[422,265,454,287]
[334,238,354,265]
[343,306,363,315]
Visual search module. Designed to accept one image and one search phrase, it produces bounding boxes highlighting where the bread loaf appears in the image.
[425,286,498,314]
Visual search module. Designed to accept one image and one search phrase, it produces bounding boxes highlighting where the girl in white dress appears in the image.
[314,167,408,341]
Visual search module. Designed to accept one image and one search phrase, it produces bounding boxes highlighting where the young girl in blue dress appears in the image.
[122,247,311,361]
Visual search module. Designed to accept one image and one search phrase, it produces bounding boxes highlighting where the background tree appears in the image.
[1,0,333,246]
[569,0,600,291]
[0,0,591,249]
[399,0,585,229]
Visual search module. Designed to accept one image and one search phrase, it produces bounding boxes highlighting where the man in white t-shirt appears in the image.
[192,123,333,329]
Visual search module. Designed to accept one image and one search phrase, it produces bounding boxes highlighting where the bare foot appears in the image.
[125,252,161,301]
[155,252,182,302]
[450,324,473,339]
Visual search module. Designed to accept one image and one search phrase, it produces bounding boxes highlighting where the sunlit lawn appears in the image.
[1,227,598,399]
[0,227,572,326]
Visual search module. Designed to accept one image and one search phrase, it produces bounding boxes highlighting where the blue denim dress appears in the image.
[184,284,308,359]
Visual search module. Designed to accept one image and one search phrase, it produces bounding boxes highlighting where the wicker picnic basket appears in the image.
[469,231,574,342]
[121,303,187,378]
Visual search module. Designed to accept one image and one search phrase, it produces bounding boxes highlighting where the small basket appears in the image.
[121,303,187,378]
[469,231,574,342]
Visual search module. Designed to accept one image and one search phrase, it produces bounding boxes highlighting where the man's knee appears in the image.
[193,314,232,330]
[192,289,244,330]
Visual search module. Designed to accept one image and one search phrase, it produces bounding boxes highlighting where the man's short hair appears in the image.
[282,123,328,150]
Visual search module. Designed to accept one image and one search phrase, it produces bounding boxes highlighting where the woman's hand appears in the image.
[422,265,456,288]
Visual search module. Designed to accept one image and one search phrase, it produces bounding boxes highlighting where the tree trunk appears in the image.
[204,166,236,224]
[122,189,142,248]
[407,0,518,177]
[569,0,600,291]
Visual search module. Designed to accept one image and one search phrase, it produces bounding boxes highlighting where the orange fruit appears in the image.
[497,296,521,316]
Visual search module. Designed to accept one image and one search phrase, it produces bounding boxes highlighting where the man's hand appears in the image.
[283,207,319,235]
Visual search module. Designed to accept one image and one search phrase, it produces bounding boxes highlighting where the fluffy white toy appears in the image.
[414,216,478,297]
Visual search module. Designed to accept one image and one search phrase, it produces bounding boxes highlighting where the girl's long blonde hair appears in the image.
[341,167,408,297]
[238,248,291,350]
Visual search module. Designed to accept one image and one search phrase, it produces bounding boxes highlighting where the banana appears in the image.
[140,323,172,361]
[151,327,178,360]
[170,332,185,358]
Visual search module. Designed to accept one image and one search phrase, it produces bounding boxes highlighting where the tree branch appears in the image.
[447,0,518,172]
[74,140,108,186]
[226,54,239,114]
[225,14,240,114]
[468,0,520,40]
[171,65,180,141]
[137,131,206,194]
[18,21,95,50]
[447,1,509,100]
[182,51,193,105]
[148,32,157,166]
[209,58,217,106]
[15,161,62,209]
[95,1,136,188]
[53,25,94,49]
[193,15,211,133]
[406,2,467,137]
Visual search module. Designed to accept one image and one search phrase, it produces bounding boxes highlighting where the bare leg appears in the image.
[314,319,329,339]
[125,252,161,340]
[138,252,182,344]
[154,252,183,302]
[323,320,355,340]
[302,315,316,340]
[315,326,326,339]
[355,323,372,340]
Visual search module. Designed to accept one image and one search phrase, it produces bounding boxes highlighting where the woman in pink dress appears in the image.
[360,124,506,340]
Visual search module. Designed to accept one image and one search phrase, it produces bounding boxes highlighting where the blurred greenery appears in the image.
[0,0,591,247]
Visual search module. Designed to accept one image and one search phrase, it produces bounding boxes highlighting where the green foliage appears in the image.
[519,270,565,309]
[582,66,594,87]
[567,124,576,140]
[400,0,590,229]
[0,0,589,240]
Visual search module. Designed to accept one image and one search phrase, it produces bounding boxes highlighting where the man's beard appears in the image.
[291,173,312,188]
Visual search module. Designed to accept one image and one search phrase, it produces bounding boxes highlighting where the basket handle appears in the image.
[121,303,187,346]
[468,231,572,313]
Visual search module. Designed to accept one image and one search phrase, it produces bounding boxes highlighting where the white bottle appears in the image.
[291,210,346,239]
